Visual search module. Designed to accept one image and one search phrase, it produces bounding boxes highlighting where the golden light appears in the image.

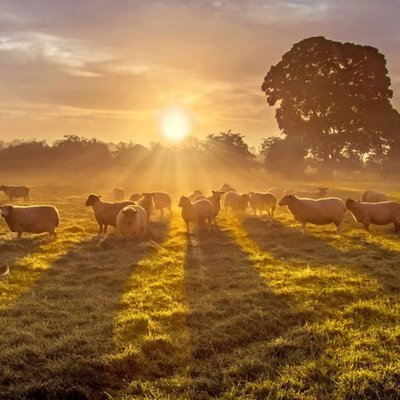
[159,108,190,142]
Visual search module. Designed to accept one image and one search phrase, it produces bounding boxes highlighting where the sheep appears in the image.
[224,191,249,214]
[293,187,328,199]
[116,205,147,238]
[361,189,388,203]
[188,190,203,201]
[153,192,172,217]
[249,192,277,217]
[129,193,143,202]
[192,194,207,202]
[0,185,30,201]
[85,194,134,235]
[279,195,346,234]
[0,204,59,239]
[139,193,154,221]
[218,183,237,193]
[267,187,283,199]
[178,196,214,233]
[207,190,224,222]
[346,199,400,233]
[282,188,295,196]
[113,187,125,201]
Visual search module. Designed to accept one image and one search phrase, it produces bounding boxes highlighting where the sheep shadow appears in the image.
[0,220,170,400]
[240,216,400,294]
[182,224,329,397]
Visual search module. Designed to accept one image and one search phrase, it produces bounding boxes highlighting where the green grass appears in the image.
[0,185,400,399]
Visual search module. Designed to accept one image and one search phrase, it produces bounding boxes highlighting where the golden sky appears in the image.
[0,0,399,147]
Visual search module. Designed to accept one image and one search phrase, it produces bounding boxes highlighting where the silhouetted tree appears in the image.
[261,36,400,169]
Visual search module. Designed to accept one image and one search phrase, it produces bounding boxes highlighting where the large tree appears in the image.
[261,36,400,167]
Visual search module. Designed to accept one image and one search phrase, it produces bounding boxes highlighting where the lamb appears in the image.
[178,196,214,233]
[219,183,237,193]
[361,189,388,203]
[85,194,134,235]
[207,190,224,222]
[267,187,283,199]
[116,205,147,238]
[346,198,400,233]
[293,187,328,199]
[139,193,154,221]
[113,187,125,201]
[188,190,203,201]
[249,192,277,217]
[279,195,347,234]
[153,192,172,217]
[0,204,59,239]
[224,191,249,214]
[0,185,30,201]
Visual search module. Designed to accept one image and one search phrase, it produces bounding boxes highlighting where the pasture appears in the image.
[0,184,400,399]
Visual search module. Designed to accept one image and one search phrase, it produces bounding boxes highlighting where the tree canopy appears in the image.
[261,36,400,168]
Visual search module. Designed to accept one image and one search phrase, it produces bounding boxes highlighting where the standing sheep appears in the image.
[224,191,249,215]
[361,189,388,203]
[0,185,30,201]
[218,183,237,193]
[346,199,400,233]
[85,194,134,235]
[188,190,203,201]
[279,195,346,234]
[113,187,125,201]
[139,193,154,221]
[153,192,172,217]
[293,188,328,199]
[178,196,214,233]
[116,205,148,239]
[0,204,59,239]
[207,190,224,222]
[249,192,277,217]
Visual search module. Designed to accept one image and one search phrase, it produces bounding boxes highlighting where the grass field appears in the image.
[1,185,400,399]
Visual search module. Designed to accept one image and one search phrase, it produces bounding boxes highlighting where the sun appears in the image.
[160,108,190,142]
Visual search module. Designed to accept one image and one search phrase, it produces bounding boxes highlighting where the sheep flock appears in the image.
[0,183,400,241]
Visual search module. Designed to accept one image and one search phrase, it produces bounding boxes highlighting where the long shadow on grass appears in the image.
[182,224,325,398]
[0,220,170,400]
[241,217,400,294]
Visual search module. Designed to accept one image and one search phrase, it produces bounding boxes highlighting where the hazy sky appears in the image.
[0,0,399,147]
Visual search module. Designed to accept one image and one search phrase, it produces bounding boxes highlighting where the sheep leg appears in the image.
[363,223,370,232]
[336,224,343,235]
[394,222,400,233]
[160,208,164,218]
[271,207,275,217]
[98,225,103,235]
[17,232,22,239]
[301,223,307,233]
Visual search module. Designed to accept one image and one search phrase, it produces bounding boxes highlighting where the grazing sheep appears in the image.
[279,195,346,234]
[361,189,388,203]
[129,193,143,202]
[0,204,59,239]
[139,193,154,221]
[0,185,30,201]
[346,199,400,233]
[153,192,172,217]
[178,196,214,233]
[219,183,237,193]
[113,187,125,201]
[268,187,283,199]
[188,190,203,201]
[207,190,224,222]
[249,192,277,217]
[293,187,328,199]
[85,194,134,235]
[224,191,249,214]
[116,205,147,238]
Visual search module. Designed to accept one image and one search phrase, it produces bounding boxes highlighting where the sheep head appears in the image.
[85,194,101,207]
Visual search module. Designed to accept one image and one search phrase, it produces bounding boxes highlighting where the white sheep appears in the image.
[293,187,328,199]
[207,190,224,222]
[85,194,134,235]
[0,204,59,239]
[346,198,400,233]
[279,194,346,234]
[249,192,277,217]
[153,192,172,217]
[178,196,214,233]
[224,191,249,214]
[361,189,388,203]
[113,187,125,201]
[116,205,147,238]
[0,185,30,201]
[139,193,154,221]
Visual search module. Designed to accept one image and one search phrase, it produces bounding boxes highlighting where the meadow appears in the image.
[0,183,400,400]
